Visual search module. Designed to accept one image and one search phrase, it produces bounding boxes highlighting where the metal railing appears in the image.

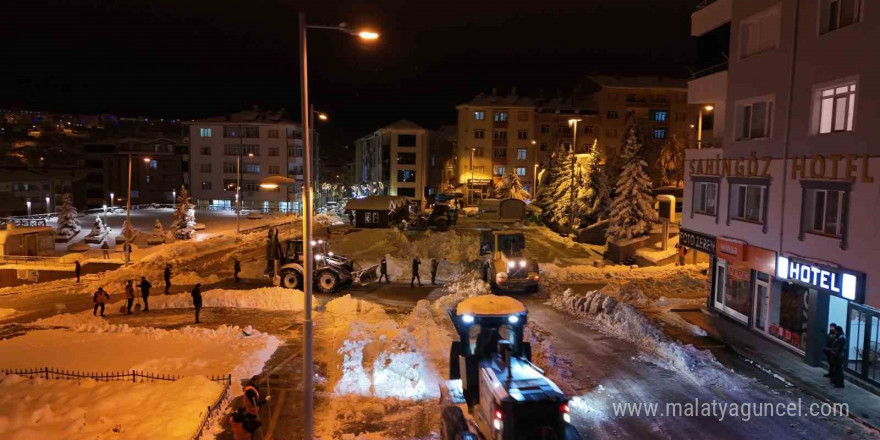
[690,61,729,79]
[0,218,48,229]
[0,255,70,267]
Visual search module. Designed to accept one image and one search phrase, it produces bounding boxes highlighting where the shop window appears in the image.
[768,283,810,352]
[714,259,751,323]
[692,180,718,217]
[799,180,851,248]
[729,181,768,226]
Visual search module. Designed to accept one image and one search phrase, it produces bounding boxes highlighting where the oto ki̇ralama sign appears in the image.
[776,256,865,303]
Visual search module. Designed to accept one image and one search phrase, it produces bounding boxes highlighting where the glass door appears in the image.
[753,273,771,332]
[847,306,867,375]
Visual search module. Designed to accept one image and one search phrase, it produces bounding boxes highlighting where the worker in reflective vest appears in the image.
[243,384,261,416]
[229,408,252,440]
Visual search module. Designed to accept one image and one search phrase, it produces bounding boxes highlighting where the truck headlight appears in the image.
[507,261,516,269]
[518,260,527,268]
[508,315,519,324]
[462,314,474,324]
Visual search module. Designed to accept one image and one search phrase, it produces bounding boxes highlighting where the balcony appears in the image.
[692,0,731,37]
[688,69,727,104]
[492,138,508,147]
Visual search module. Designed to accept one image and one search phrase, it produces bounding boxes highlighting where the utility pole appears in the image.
[567,118,581,229]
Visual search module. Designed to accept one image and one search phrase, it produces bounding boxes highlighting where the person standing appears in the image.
[831,326,848,388]
[234,258,242,284]
[378,258,389,283]
[348,211,355,226]
[228,408,253,440]
[823,323,838,378]
[139,276,152,312]
[242,376,268,439]
[164,264,172,294]
[123,241,132,265]
[265,229,274,275]
[74,260,81,283]
[411,256,422,287]
[101,241,110,260]
[191,283,203,324]
[430,258,439,285]
[125,280,135,314]
[93,287,109,317]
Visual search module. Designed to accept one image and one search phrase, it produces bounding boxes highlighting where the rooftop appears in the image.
[587,75,688,90]
[187,108,300,125]
[458,89,537,108]
[380,119,425,131]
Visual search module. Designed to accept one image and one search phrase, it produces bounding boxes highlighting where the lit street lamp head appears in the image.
[142,157,151,162]
[357,31,379,40]
[317,113,328,121]
[704,105,714,112]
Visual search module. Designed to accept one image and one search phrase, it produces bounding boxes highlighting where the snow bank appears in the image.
[0,373,222,440]
[103,287,313,312]
[170,271,223,286]
[541,262,708,284]
[0,308,16,320]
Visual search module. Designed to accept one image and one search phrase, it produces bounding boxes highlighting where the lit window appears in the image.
[653,128,668,139]
[516,149,527,160]
[243,163,261,174]
[515,167,526,176]
[475,111,485,121]
[223,126,238,138]
[731,184,766,223]
[199,128,212,137]
[694,182,718,216]
[493,111,508,122]
[145,175,152,183]
[816,83,856,134]
[653,111,668,122]
[495,166,506,177]
[736,99,773,140]
[149,159,158,169]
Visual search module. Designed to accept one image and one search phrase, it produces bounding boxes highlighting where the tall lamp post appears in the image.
[298,14,378,439]
[310,107,328,208]
[469,147,475,205]
[567,118,581,228]
[697,105,713,149]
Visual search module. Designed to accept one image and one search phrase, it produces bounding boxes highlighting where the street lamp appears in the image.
[110,192,115,209]
[26,199,32,216]
[567,118,582,228]
[310,107,328,209]
[698,104,714,149]
[125,154,151,248]
[299,13,378,439]
[45,195,51,214]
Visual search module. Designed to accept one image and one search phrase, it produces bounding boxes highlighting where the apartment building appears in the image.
[354,120,429,203]
[186,109,304,212]
[456,90,538,205]
[680,0,879,384]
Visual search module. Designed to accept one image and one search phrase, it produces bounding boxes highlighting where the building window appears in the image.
[472,166,485,175]
[200,163,212,173]
[736,98,773,140]
[201,181,212,190]
[540,124,550,134]
[540,142,548,151]
[242,144,259,156]
[243,163,261,174]
[397,152,416,165]
[584,126,594,134]
[516,149,527,160]
[493,148,506,158]
[242,127,259,138]
[269,165,280,174]
[815,83,856,134]
[268,129,279,138]
[694,181,718,216]
[652,110,668,122]
[740,4,780,58]
[223,180,237,191]
[145,175,152,183]
[515,167,526,177]
[494,111,508,122]
[223,145,239,156]
[820,0,862,34]
[397,134,417,147]
[731,184,767,223]
[200,146,212,155]
[472,148,484,158]
[607,110,619,119]
[675,112,687,121]
[474,129,485,139]
[242,181,258,192]
[475,111,485,121]
[606,128,618,138]
[397,170,416,182]
[517,111,529,122]
[557,125,566,134]
[653,128,668,139]
[148,159,158,169]
[397,188,416,197]
[223,162,238,174]
[199,128,212,137]
[223,126,238,138]
[493,130,507,140]
[289,146,303,157]
[517,130,528,140]
[805,188,844,237]
[286,128,302,139]
[495,166,506,177]
[268,147,280,156]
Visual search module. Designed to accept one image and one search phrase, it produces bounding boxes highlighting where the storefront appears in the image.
[711,237,777,327]
[678,228,716,265]
[466,178,492,206]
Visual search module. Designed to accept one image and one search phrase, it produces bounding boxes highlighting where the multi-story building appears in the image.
[456,90,538,205]
[0,169,80,216]
[186,109,304,212]
[354,120,429,203]
[427,124,458,197]
[680,0,879,385]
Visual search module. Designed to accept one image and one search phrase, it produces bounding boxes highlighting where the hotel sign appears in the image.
[776,256,863,302]
[679,229,716,255]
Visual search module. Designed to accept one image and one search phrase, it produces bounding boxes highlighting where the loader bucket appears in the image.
[354,264,379,285]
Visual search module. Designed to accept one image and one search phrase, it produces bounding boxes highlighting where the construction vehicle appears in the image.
[276,239,378,293]
[479,230,539,293]
[441,295,580,440]
[413,203,457,231]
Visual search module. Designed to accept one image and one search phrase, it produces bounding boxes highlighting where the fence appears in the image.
[0,218,48,229]
[2,368,233,440]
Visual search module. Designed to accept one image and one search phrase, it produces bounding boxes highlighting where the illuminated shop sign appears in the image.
[679,229,716,255]
[776,256,862,302]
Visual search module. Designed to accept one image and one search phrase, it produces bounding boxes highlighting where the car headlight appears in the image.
[507,261,516,269]
[462,314,474,324]
[518,260,527,268]
[508,315,519,324]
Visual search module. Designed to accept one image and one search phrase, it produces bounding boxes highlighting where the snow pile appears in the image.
[105,287,313,312]
[551,287,736,388]
[0,308,16,320]
[0,373,223,440]
[541,261,708,284]
[32,312,107,328]
[429,277,491,313]
[170,271,223,286]
[0,324,280,395]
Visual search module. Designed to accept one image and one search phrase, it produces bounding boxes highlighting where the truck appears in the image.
[441,295,580,440]
[276,239,378,293]
[479,230,539,293]
[412,203,458,232]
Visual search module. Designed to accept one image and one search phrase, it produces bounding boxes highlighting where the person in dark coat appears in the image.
[431,258,440,285]
[191,283,203,324]
[125,280,135,314]
[234,259,242,283]
[75,260,81,283]
[831,326,847,388]
[164,264,172,294]
[139,276,152,312]
[265,229,274,275]
[93,287,109,316]
[101,241,110,260]
[348,211,355,226]
[411,257,422,287]
[823,323,838,377]
[378,258,389,283]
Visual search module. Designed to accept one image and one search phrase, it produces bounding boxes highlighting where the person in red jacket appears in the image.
[92,287,109,317]
[229,407,254,440]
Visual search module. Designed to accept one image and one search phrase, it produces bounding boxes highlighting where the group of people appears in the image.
[377,256,442,287]
[823,323,849,389]
[91,276,153,316]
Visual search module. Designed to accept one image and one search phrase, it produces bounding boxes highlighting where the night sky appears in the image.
[2,0,699,147]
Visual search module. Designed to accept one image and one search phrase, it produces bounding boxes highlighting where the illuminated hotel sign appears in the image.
[776,256,862,302]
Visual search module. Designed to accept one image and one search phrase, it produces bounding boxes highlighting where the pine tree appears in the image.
[153,219,165,236]
[543,145,578,228]
[494,172,531,201]
[91,216,108,236]
[577,141,611,224]
[606,128,658,240]
[55,193,80,238]
[170,185,196,240]
[658,134,687,187]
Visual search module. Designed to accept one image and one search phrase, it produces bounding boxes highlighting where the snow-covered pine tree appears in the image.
[658,134,687,187]
[494,171,531,201]
[543,145,578,228]
[55,193,80,238]
[606,127,658,240]
[535,148,560,211]
[574,140,611,225]
[170,185,196,240]
[153,219,165,236]
[91,216,108,236]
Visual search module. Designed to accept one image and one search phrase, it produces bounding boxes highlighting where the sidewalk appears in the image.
[677,309,880,431]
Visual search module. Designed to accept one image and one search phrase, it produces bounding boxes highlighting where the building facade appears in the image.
[354,120,430,203]
[186,109,304,212]
[681,0,879,385]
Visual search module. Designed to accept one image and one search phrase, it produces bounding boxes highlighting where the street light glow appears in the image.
[318,113,328,121]
[704,105,714,111]
[357,31,379,40]
[259,183,279,189]
[142,157,151,162]
[568,118,582,127]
